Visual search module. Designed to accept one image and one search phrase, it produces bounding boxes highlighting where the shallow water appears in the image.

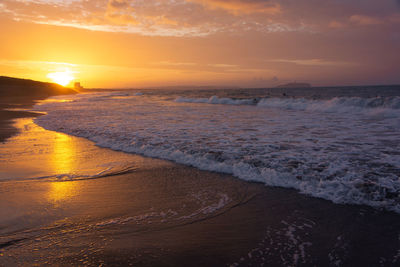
[33,87,400,212]
[1,117,400,266]
[0,119,254,265]
[0,118,166,181]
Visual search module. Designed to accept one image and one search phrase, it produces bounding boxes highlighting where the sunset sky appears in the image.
[0,0,399,88]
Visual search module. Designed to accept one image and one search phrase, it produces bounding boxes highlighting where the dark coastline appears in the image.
[0,99,46,143]
[0,76,76,142]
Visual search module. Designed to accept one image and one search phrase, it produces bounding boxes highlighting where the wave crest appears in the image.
[175,95,400,116]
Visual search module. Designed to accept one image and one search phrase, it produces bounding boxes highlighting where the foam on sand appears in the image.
[34,92,400,213]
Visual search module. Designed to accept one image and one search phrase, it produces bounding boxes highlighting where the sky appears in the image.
[0,0,399,88]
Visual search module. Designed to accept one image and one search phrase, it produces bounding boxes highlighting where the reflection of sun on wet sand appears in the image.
[47,181,79,203]
[51,133,76,174]
[0,117,157,181]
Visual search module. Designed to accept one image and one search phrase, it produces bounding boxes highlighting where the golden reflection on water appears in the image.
[47,132,79,203]
[51,132,75,174]
[47,181,79,203]
[41,98,74,104]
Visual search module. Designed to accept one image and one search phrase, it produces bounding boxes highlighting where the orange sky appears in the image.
[0,0,399,88]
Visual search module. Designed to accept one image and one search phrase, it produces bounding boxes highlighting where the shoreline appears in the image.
[0,76,77,143]
[0,86,399,265]
[0,116,400,265]
[0,96,47,143]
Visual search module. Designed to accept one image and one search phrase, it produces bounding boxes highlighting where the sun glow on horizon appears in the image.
[47,69,75,86]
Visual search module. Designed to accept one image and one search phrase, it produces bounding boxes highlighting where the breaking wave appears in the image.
[175,95,400,116]
[175,96,257,105]
[34,91,400,213]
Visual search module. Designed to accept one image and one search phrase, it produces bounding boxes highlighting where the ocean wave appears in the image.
[175,95,400,115]
[33,119,400,213]
[258,96,400,113]
[175,95,257,105]
[34,92,400,213]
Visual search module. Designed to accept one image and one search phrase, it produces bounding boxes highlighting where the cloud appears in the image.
[0,0,296,36]
[350,14,383,25]
[389,13,400,23]
[106,0,138,26]
[155,61,197,67]
[328,20,346,29]
[209,64,239,68]
[1,0,398,37]
[187,0,281,15]
[108,0,129,9]
[270,59,355,67]
[13,0,82,7]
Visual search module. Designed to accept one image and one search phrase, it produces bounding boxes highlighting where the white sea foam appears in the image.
[34,92,400,213]
[258,96,400,115]
[229,217,315,265]
[175,95,257,105]
[176,95,400,116]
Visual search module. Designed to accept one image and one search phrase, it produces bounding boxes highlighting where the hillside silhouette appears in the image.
[0,76,77,97]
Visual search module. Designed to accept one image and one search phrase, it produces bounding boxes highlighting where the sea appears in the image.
[32,85,400,213]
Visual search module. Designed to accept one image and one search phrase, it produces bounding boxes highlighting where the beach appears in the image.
[0,76,76,142]
[2,0,400,264]
[0,97,44,142]
[0,89,400,266]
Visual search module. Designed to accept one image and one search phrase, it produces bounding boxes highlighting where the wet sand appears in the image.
[0,112,400,266]
[0,96,45,142]
[0,76,76,143]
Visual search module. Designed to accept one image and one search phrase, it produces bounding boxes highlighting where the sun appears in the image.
[47,70,75,86]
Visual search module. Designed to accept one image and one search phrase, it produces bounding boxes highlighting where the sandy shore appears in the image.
[0,103,400,266]
[0,76,76,143]
[0,96,46,142]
